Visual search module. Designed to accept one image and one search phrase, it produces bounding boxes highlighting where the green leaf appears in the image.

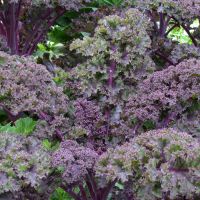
[115,182,124,190]
[143,120,156,131]
[55,166,65,174]
[83,6,98,11]
[42,139,59,151]
[131,117,138,125]
[0,117,36,135]
[80,32,91,37]
[50,187,74,200]
[42,139,52,150]
[19,165,29,172]
[0,56,7,65]
[169,144,182,153]
[152,182,162,198]
[14,117,37,136]
[53,70,69,85]
[37,43,47,51]
[97,0,123,6]
[0,123,15,133]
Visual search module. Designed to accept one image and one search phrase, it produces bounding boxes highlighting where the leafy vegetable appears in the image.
[0,117,37,136]
[50,187,74,200]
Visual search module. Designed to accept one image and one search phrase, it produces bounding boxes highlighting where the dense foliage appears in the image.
[0,132,51,195]
[97,128,200,199]
[1,0,200,199]
[126,58,200,135]
[0,51,68,116]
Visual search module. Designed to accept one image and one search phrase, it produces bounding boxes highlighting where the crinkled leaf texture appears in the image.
[96,128,200,200]
[0,132,51,194]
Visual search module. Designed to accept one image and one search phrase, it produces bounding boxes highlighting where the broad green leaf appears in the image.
[0,117,36,136]
[0,123,15,133]
[50,187,74,200]
[14,117,37,135]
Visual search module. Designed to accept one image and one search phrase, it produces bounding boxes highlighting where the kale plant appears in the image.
[96,128,200,200]
[1,1,200,200]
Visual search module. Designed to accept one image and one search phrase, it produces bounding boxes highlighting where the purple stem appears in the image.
[85,178,96,200]
[159,12,165,37]
[165,23,179,36]
[17,0,22,17]
[79,184,88,200]
[78,172,116,200]
[21,8,53,55]
[108,45,117,88]
[108,59,116,88]
[88,172,98,195]
[86,173,98,200]
[0,3,65,55]
[181,23,198,46]
[26,31,46,55]
[172,17,198,46]
[8,3,19,54]
[65,188,81,200]
[105,45,117,133]
[24,8,65,55]
[100,179,117,200]
[155,51,174,65]
[147,11,159,33]
[159,13,170,37]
